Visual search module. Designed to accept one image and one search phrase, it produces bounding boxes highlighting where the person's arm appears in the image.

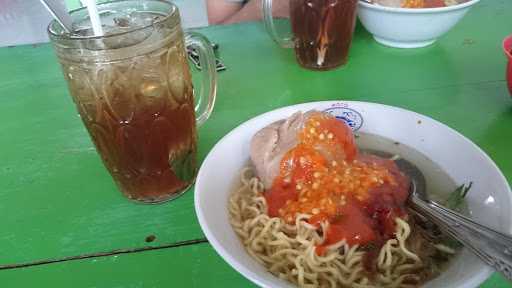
[220,0,262,24]
[207,0,289,25]
[206,0,244,24]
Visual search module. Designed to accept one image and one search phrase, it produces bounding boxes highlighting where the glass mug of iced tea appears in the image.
[48,0,217,203]
[262,0,358,70]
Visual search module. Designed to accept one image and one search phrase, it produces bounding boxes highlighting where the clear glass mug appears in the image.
[262,0,358,71]
[48,0,217,203]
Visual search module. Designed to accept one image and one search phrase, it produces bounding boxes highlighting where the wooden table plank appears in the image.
[1,243,256,288]
[0,43,204,263]
[0,243,508,287]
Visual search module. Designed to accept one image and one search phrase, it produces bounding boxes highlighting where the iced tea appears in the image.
[49,1,216,203]
[290,0,358,70]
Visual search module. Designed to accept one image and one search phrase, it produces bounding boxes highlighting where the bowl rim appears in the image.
[358,0,481,14]
[195,100,510,288]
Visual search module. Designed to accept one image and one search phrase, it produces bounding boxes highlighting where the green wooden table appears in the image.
[1,1,511,287]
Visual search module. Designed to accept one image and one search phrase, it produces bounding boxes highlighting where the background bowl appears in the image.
[357,0,481,48]
[195,101,511,288]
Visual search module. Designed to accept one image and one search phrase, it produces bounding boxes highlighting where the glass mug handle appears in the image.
[184,32,217,126]
[262,0,294,48]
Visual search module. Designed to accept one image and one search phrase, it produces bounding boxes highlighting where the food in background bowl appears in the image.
[357,0,480,48]
[371,0,469,8]
[402,0,468,8]
[229,110,465,287]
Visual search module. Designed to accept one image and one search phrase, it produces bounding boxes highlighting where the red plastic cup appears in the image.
[503,35,512,96]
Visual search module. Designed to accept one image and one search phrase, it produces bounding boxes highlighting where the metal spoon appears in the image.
[386,152,512,280]
[39,0,73,33]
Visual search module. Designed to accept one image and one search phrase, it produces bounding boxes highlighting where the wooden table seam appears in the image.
[0,237,208,271]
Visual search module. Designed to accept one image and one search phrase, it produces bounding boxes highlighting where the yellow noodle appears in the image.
[228,168,449,288]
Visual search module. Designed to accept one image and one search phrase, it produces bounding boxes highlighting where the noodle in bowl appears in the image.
[195,101,512,288]
[229,167,426,287]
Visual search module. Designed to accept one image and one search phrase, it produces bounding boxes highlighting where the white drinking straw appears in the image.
[83,0,104,36]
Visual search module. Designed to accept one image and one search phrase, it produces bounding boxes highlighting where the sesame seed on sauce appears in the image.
[267,113,398,225]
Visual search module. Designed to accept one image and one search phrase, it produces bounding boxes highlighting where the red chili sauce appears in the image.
[264,112,410,269]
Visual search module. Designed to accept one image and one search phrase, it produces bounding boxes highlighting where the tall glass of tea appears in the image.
[48,0,217,203]
[262,0,358,71]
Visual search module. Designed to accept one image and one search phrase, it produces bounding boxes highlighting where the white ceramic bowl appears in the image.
[357,0,480,48]
[195,101,512,288]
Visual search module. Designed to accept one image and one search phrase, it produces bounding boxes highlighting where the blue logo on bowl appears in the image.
[323,105,364,131]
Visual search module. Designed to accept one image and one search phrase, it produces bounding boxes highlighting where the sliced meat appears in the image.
[250,112,305,188]
[250,110,358,189]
